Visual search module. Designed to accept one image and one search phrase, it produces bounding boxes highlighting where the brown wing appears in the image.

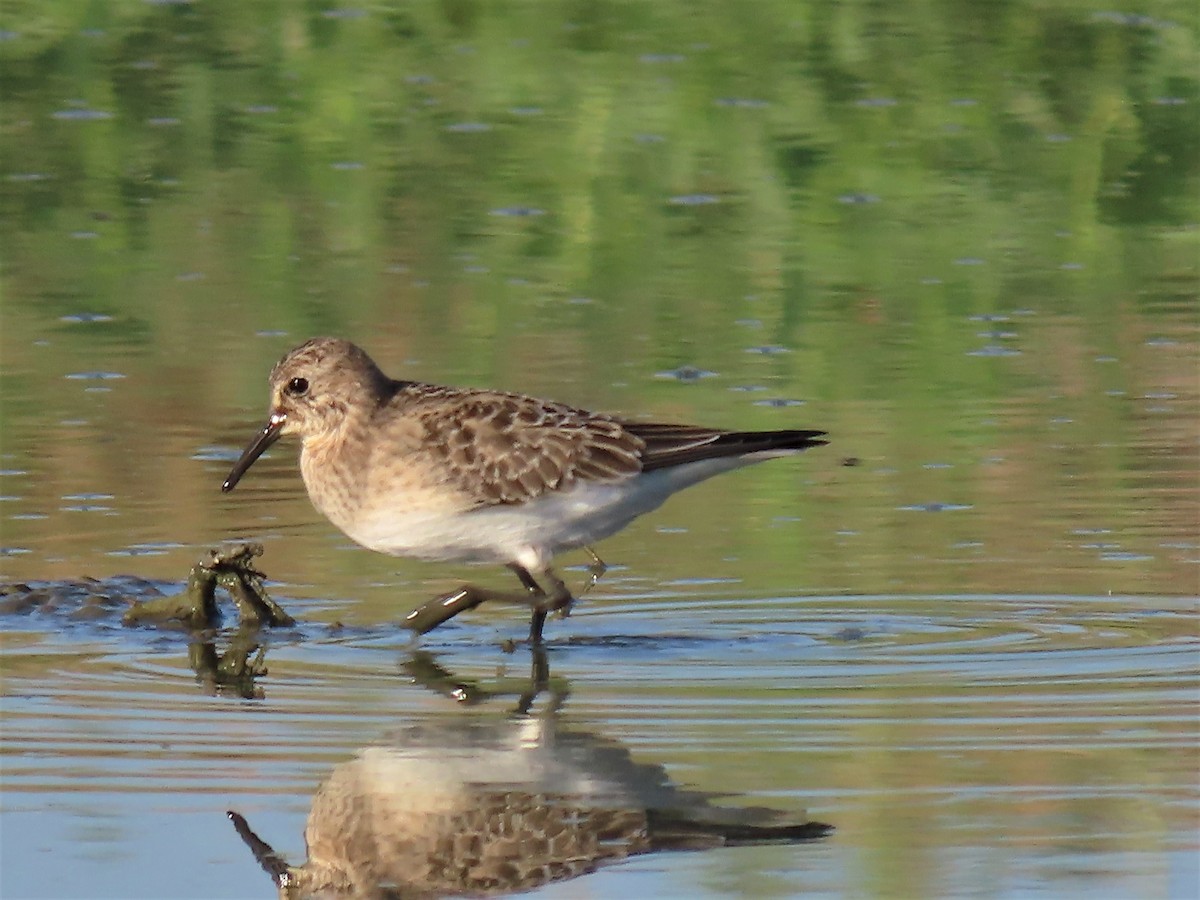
[411,388,644,506]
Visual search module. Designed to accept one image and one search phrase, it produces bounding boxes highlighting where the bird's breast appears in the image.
[299,436,368,535]
[299,428,480,550]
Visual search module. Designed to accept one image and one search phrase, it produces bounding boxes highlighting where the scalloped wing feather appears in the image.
[414,389,645,506]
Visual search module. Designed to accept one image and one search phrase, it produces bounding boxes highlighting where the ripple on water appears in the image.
[51,107,113,121]
[754,398,806,407]
[490,206,546,217]
[191,446,243,462]
[897,502,973,512]
[654,365,717,382]
[0,586,1194,898]
[537,593,1200,695]
[967,345,1022,357]
[667,193,722,206]
[64,371,125,381]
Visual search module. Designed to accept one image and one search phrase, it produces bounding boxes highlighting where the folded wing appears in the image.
[414,386,826,506]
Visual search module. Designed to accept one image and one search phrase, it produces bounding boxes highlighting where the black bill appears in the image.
[226,810,291,887]
[222,414,285,492]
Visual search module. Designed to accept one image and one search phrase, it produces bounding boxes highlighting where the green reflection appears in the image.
[0,4,1196,592]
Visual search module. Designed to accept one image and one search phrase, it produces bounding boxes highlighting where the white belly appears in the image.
[341,455,767,569]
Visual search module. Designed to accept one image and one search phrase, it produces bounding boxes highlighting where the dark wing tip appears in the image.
[630,424,828,471]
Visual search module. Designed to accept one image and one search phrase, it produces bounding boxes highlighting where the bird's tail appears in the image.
[646,808,834,850]
[627,423,828,471]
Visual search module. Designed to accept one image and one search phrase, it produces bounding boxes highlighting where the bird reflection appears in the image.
[400,647,567,714]
[229,649,831,898]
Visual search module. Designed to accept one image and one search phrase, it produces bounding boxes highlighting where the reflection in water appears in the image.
[0,547,292,699]
[186,624,269,700]
[230,650,832,898]
[402,647,576,716]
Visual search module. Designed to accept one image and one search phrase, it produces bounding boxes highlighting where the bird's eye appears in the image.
[286,376,309,396]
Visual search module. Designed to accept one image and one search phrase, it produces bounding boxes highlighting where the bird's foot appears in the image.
[583,546,609,589]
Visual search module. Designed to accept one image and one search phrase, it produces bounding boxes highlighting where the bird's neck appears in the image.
[299,418,369,529]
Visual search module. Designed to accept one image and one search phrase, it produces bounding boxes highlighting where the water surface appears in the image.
[1,2,1197,897]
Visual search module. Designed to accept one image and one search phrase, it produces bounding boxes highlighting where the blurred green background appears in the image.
[2,0,1196,598]
[0,4,1197,899]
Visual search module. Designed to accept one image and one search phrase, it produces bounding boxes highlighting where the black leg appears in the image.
[508,563,543,595]
[403,564,579,642]
[403,583,543,635]
[529,608,549,645]
[541,568,574,614]
[511,564,549,645]
[527,568,575,645]
[508,564,575,645]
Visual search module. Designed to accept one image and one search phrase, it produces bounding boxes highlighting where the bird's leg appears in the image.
[523,551,606,643]
[403,581,544,635]
[508,563,544,595]
[508,563,550,644]
[402,565,576,643]
[541,568,575,615]
[519,566,575,646]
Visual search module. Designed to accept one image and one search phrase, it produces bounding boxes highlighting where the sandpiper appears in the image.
[222,337,826,642]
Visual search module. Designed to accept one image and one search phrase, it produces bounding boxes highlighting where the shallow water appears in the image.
[2,2,1199,898]
[2,588,1197,898]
